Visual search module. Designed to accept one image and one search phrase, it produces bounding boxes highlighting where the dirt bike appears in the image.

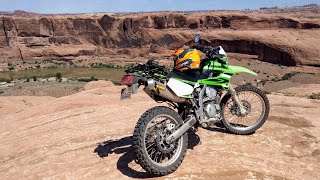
[120,34,270,176]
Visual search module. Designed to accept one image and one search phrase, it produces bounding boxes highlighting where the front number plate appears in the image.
[120,87,132,100]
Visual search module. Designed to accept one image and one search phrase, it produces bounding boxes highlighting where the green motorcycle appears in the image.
[120,34,270,176]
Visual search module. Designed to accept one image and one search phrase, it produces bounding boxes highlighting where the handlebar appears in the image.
[196,45,222,60]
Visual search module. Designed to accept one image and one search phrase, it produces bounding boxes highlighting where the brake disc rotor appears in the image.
[230,100,251,117]
[241,100,251,114]
[156,132,175,153]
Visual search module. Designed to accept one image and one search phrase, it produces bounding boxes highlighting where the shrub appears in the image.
[48,66,58,69]
[263,90,271,94]
[0,78,12,83]
[281,72,298,81]
[309,93,320,100]
[0,91,4,94]
[124,64,135,68]
[77,78,87,82]
[283,92,295,97]
[91,63,117,68]
[77,76,98,82]
[56,72,62,82]
[257,79,268,86]
[26,77,30,82]
[33,76,37,81]
[90,76,98,81]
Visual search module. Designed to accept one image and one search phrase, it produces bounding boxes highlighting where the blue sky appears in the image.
[1,0,319,14]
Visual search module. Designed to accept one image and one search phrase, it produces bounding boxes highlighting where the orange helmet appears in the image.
[172,48,201,71]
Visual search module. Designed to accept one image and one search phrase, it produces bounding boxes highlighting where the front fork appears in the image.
[229,85,246,115]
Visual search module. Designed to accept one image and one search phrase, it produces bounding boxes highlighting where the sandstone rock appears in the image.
[47,77,56,82]
[151,15,167,29]
[71,18,106,46]
[49,36,82,45]
[61,78,68,82]
[13,17,43,37]
[277,84,320,97]
[7,83,14,87]
[0,18,8,47]
[0,37,8,48]
[38,78,47,83]
[203,16,221,28]
[0,47,22,63]
[0,18,6,37]
[51,18,76,36]
[173,14,187,28]
[0,85,320,179]
[83,80,115,90]
[187,17,200,29]
[98,15,116,32]
[149,43,166,53]
[0,12,319,67]
[19,37,50,47]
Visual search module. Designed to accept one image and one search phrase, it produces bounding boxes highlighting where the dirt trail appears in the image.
[0,82,319,179]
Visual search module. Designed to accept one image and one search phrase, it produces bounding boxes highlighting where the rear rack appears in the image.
[125,60,168,81]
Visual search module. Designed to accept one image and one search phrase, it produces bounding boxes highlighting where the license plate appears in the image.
[120,87,132,100]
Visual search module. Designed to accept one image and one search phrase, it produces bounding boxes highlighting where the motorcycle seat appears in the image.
[168,69,211,83]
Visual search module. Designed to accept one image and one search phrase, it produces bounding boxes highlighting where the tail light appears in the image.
[121,75,135,85]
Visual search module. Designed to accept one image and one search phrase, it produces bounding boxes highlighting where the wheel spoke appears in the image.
[223,89,266,129]
[227,115,237,122]
[143,113,184,167]
[149,148,157,156]
[146,142,155,151]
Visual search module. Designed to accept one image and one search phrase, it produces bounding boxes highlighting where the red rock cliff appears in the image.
[0,12,320,67]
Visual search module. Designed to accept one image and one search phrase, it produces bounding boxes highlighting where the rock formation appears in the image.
[0,10,320,68]
[0,82,320,179]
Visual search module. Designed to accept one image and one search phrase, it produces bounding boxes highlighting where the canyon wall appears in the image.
[0,12,320,68]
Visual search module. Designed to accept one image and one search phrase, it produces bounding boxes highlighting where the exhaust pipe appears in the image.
[144,79,187,103]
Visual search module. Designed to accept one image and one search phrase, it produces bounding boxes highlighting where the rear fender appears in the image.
[121,73,145,86]
[120,82,140,100]
[120,74,145,99]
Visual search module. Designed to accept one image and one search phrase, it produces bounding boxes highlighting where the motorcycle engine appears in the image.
[201,87,221,127]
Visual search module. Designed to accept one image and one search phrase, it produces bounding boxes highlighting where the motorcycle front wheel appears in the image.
[133,106,188,176]
[221,85,270,135]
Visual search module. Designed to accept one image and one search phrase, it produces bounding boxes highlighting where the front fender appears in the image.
[229,65,257,76]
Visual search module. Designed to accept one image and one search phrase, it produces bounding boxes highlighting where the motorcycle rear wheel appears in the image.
[133,106,188,176]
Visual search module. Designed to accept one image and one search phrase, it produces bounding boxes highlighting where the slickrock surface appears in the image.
[0,81,319,179]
